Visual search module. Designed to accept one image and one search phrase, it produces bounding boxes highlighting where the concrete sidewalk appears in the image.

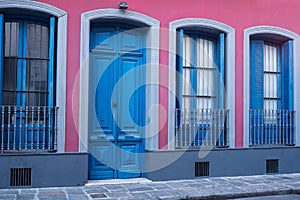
[1,173,300,200]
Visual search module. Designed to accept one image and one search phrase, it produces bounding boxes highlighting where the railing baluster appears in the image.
[31,107,34,149]
[48,107,51,150]
[54,107,58,150]
[7,106,11,150]
[1,106,4,153]
[37,107,40,149]
[43,107,46,150]
[25,107,28,150]
[19,106,22,150]
[13,106,17,150]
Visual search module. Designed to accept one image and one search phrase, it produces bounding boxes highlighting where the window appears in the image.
[249,37,294,146]
[0,14,58,152]
[175,29,229,148]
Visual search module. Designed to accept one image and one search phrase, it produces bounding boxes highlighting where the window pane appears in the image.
[183,36,191,67]
[264,44,279,109]
[4,22,19,57]
[25,22,49,107]
[196,38,214,109]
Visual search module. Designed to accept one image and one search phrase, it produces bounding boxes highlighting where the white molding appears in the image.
[0,0,66,17]
[0,0,67,152]
[243,26,300,147]
[79,9,160,152]
[168,18,235,149]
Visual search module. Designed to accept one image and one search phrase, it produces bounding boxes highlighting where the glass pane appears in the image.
[25,21,49,107]
[26,22,49,58]
[196,38,214,109]
[4,22,19,57]
[264,44,278,104]
[182,68,190,96]
[183,36,192,67]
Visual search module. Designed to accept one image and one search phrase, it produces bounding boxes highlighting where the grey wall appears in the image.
[0,153,88,188]
[144,147,300,181]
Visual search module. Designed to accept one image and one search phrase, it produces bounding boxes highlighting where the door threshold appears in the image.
[86,178,152,186]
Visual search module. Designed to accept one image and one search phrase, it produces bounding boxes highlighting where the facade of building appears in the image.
[1,0,300,188]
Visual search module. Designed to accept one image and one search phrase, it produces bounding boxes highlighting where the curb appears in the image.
[184,188,300,200]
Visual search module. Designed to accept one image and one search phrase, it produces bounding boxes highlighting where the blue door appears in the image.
[88,25,145,179]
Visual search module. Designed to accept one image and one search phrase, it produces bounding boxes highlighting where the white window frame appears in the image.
[0,0,67,152]
[244,26,300,147]
[169,18,235,149]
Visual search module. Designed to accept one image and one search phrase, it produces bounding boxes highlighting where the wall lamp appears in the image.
[119,1,128,9]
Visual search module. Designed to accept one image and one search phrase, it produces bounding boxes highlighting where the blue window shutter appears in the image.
[277,47,281,110]
[190,35,196,110]
[282,40,293,110]
[0,14,3,106]
[48,17,55,107]
[21,21,28,107]
[250,40,264,110]
[176,29,184,109]
[219,33,225,109]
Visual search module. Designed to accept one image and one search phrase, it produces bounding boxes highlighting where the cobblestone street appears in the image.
[0,173,300,200]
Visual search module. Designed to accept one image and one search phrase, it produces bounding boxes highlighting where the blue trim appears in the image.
[288,41,293,110]
[48,17,55,107]
[16,20,24,106]
[277,47,281,110]
[281,40,293,110]
[190,35,197,110]
[176,29,184,109]
[219,33,225,109]
[21,20,27,107]
[0,14,3,107]
[250,40,264,110]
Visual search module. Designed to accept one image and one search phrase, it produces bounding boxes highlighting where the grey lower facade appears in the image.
[1,147,300,188]
[144,147,300,181]
[0,152,88,189]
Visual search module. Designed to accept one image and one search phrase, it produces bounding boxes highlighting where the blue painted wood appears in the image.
[21,20,27,107]
[89,25,145,179]
[219,33,225,109]
[0,14,3,107]
[250,40,264,110]
[176,29,184,110]
[48,17,55,107]
[282,40,293,110]
[16,20,23,106]
[277,47,281,110]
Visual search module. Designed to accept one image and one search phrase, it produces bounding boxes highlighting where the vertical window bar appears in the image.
[19,106,22,149]
[43,106,46,149]
[1,106,4,152]
[37,107,40,149]
[13,106,17,150]
[48,107,51,150]
[25,106,28,149]
[31,107,34,149]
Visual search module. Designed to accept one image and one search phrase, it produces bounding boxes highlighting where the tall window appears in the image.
[175,29,228,148]
[0,14,58,152]
[250,38,294,145]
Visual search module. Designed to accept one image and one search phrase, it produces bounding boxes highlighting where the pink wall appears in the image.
[38,0,300,151]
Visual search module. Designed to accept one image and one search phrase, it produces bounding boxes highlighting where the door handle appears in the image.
[113,101,117,107]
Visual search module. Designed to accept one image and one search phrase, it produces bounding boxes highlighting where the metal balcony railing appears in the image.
[0,106,58,153]
[249,109,295,146]
[175,109,229,148]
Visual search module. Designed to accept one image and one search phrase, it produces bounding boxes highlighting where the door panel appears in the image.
[118,56,142,138]
[117,142,141,178]
[89,26,145,179]
[89,142,114,179]
[90,53,115,141]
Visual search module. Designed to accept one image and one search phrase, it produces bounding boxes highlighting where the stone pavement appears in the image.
[1,173,300,200]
